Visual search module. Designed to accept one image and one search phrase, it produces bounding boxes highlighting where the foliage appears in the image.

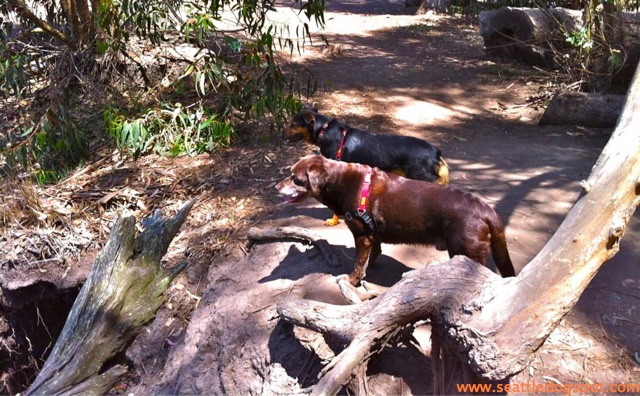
[3,92,88,184]
[0,0,324,183]
[453,0,637,92]
[558,0,637,92]
[104,103,234,158]
[0,48,29,98]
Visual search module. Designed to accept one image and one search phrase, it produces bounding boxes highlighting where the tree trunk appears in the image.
[479,7,582,67]
[25,199,196,395]
[538,91,626,127]
[277,61,640,394]
[416,0,452,14]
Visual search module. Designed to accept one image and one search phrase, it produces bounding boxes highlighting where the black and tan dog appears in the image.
[276,155,515,286]
[284,108,449,225]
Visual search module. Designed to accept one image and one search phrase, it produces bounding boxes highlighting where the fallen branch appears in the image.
[25,199,196,395]
[248,226,347,268]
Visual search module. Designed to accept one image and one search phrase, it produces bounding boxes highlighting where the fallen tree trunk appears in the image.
[277,60,640,394]
[479,7,582,67]
[25,199,196,395]
[539,90,626,127]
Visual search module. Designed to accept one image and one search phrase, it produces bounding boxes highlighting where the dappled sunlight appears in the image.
[277,9,546,137]
[391,95,480,129]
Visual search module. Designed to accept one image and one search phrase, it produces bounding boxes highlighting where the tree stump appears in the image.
[415,0,452,14]
[25,199,196,395]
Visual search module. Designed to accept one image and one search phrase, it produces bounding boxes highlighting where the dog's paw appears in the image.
[324,215,340,226]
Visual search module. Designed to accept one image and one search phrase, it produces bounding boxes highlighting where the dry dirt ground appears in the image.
[1,0,639,394]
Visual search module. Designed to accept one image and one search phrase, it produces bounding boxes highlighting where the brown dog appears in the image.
[276,155,515,286]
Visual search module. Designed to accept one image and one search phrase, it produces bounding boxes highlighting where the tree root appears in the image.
[277,257,497,395]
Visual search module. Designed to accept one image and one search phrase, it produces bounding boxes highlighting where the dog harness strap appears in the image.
[345,167,376,231]
[336,129,348,160]
[358,168,372,211]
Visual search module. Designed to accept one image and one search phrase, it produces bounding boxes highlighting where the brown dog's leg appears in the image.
[346,235,374,286]
[368,240,382,268]
[325,213,340,227]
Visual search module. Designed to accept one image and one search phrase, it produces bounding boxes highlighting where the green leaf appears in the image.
[97,41,110,54]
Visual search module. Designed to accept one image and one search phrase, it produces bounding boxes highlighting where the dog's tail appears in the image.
[487,212,516,277]
[436,157,450,185]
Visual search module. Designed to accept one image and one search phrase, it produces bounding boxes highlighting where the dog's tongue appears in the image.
[284,192,307,204]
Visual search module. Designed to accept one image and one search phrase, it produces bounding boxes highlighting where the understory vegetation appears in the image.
[0,0,324,182]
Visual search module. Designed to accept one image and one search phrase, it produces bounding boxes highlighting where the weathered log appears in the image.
[25,199,196,395]
[479,7,582,67]
[539,90,626,127]
[277,60,640,394]
[277,257,499,395]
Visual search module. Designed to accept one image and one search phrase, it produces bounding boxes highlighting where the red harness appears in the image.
[345,167,376,230]
[318,123,348,160]
[358,168,372,211]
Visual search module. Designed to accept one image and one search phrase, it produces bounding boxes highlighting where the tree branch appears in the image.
[8,0,78,50]
[248,226,348,268]
[277,257,499,394]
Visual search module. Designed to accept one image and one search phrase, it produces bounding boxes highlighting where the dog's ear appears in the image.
[301,110,316,126]
[306,165,327,196]
[302,103,319,113]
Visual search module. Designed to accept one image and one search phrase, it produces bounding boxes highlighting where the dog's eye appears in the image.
[292,177,304,186]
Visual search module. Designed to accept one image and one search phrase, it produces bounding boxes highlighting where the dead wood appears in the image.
[539,91,625,127]
[277,257,499,395]
[276,61,640,394]
[25,199,196,396]
[248,226,346,268]
[479,7,582,67]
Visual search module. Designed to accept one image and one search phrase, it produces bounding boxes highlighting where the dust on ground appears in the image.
[1,0,638,394]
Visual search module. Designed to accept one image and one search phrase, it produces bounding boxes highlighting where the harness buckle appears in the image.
[344,209,376,231]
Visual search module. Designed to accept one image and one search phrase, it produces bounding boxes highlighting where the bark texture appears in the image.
[25,200,195,395]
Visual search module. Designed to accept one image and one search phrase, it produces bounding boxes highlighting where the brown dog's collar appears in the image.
[358,167,372,211]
